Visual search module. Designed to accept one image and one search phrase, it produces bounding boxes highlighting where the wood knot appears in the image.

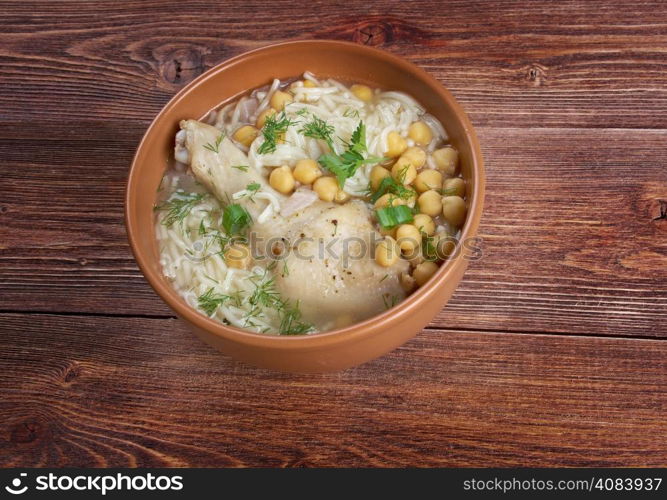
[62,362,82,383]
[652,199,667,221]
[0,206,8,213]
[525,64,547,86]
[10,419,44,444]
[157,46,205,85]
[353,21,394,46]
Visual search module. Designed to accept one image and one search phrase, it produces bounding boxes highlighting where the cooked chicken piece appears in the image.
[178,120,409,330]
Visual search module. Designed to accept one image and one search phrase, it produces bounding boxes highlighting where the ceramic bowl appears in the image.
[126,40,484,373]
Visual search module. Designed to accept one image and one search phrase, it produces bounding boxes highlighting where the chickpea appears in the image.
[400,272,416,292]
[391,160,417,185]
[404,189,417,208]
[442,176,465,198]
[396,224,422,253]
[256,108,276,128]
[232,125,258,147]
[385,131,407,158]
[414,169,443,193]
[432,146,459,176]
[293,159,322,185]
[407,250,425,267]
[379,225,397,238]
[413,214,435,236]
[303,79,316,88]
[375,237,400,267]
[224,243,252,269]
[434,233,456,259]
[417,190,442,216]
[408,121,433,146]
[370,165,391,191]
[334,189,350,204]
[350,84,373,102]
[313,176,339,202]
[270,90,293,110]
[374,193,407,209]
[402,146,426,168]
[413,261,439,286]
[269,165,295,194]
[442,195,467,227]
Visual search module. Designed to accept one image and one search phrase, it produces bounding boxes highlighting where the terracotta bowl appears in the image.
[126,40,484,373]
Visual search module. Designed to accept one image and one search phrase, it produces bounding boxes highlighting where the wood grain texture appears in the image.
[0,0,666,468]
[0,313,665,467]
[2,1,667,129]
[2,126,665,336]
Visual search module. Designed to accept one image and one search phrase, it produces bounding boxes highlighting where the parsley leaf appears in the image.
[222,204,252,236]
[317,121,384,188]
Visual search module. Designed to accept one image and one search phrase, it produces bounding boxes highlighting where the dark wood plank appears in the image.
[2,126,665,337]
[0,313,664,467]
[1,1,667,129]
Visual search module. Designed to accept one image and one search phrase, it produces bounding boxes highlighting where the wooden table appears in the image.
[1,0,665,467]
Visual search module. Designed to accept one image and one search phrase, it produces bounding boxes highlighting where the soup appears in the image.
[155,72,465,334]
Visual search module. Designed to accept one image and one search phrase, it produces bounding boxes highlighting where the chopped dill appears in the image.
[231,165,249,172]
[198,219,207,235]
[197,287,232,316]
[155,192,205,227]
[203,132,225,154]
[258,111,294,154]
[282,260,289,277]
[369,175,415,204]
[379,274,389,283]
[299,115,335,148]
[279,300,314,335]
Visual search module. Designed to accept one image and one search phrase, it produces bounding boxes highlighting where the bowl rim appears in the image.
[126,39,485,350]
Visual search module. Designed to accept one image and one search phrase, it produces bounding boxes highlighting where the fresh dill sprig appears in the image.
[197,287,231,316]
[248,274,284,310]
[299,116,335,149]
[203,132,225,154]
[258,111,294,154]
[318,121,384,188]
[155,192,205,227]
[279,300,314,335]
[231,165,249,172]
[369,175,415,204]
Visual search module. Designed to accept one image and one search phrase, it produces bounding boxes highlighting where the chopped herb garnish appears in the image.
[382,294,400,310]
[379,274,389,283]
[203,132,225,154]
[231,165,249,172]
[299,115,335,148]
[282,260,289,277]
[155,192,205,227]
[197,287,231,316]
[422,234,438,262]
[222,204,252,236]
[318,121,384,188]
[369,176,415,204]
[279,300,314,335]
[343,108,360,118]
[258,111,293,154]
[376,204,414,229]
[198,219,207,235]
[248,274,284,310]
